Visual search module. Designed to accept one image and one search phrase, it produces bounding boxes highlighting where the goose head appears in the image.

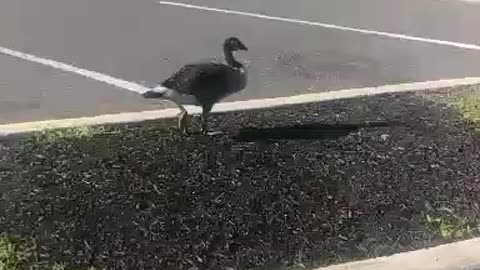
[224,37,248,52]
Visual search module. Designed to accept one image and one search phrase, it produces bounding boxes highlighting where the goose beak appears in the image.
[237,42,248,51]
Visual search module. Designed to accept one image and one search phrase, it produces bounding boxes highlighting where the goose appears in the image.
[142,37,248,134]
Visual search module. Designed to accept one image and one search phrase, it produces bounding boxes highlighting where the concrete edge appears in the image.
[1,77,480,136]
[318,237,480,270]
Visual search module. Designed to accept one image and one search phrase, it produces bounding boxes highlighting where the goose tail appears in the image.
[141,85,169,99]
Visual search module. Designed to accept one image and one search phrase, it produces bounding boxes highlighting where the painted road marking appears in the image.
[158,1,480,51]
[0,46,149,94]
[1,77,480,135]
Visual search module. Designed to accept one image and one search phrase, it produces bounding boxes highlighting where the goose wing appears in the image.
[161,62,241,99]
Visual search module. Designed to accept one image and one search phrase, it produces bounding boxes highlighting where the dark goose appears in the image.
[142,37,248,134]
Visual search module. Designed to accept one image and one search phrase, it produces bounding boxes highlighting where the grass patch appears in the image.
[455,94,480,125]
[424,211,480,239]
[0,235,75,270]
[0,235,24,270]
[0,234,100,270]
[420,85,480,127]
[0,234,37,270]
[31,126,106,144]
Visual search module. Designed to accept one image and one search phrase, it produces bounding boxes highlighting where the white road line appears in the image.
[1,77,480,135]
[158,1,480,51]
[0,46,149,94]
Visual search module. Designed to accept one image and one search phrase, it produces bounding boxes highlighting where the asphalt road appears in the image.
[1,0,480,123]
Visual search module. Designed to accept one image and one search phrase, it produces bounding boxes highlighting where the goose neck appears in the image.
[224,47,243,68]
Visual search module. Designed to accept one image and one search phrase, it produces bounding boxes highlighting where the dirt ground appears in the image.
[0,88,479,270]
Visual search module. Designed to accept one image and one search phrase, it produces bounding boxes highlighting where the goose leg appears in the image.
[177,105,189,134]
[201,104,213,135]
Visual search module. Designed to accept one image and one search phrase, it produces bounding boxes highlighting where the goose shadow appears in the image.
[234,120,404,141]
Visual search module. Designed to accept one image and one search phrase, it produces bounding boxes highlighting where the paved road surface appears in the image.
[1,0,480,123]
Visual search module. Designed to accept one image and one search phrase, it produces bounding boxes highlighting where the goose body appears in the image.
[152,62,246,106]
[142,37,248,134]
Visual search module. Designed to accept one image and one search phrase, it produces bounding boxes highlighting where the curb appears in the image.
[1,77,480,136]
[318,238,480,270]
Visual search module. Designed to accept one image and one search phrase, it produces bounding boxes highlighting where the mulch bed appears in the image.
[0,90,479,270]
